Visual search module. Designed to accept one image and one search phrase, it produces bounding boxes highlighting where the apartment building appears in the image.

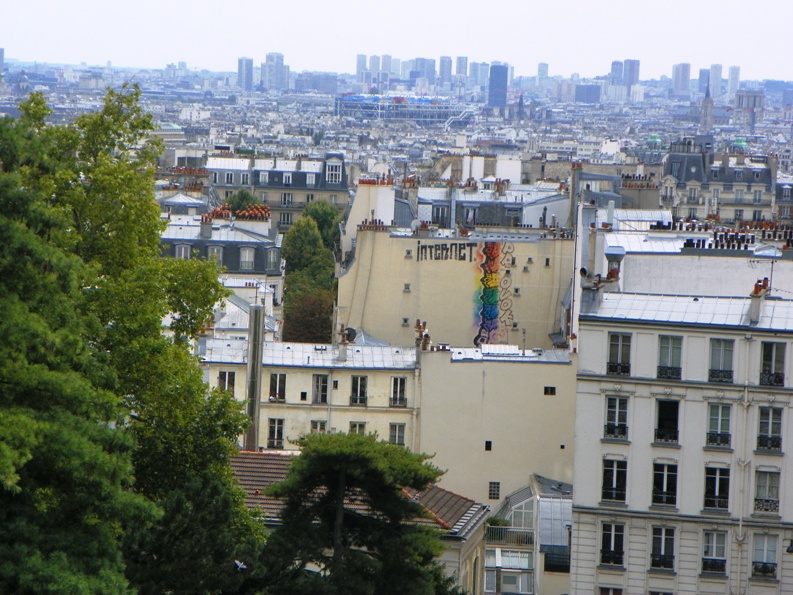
[206,152,349,232]
[570,285,793,595]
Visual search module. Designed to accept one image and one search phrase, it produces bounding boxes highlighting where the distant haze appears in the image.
[3,0,793,81]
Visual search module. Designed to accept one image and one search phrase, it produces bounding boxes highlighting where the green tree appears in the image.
[265,433,448,595]
[0,174,157,594]
[281,216,332,274]
[227,189,258,215]
[303,199,341,253]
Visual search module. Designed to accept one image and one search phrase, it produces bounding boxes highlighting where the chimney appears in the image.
[337,325,348,362]
[244,304,266,451]
[200,214,213,239]
[748,278,769,324]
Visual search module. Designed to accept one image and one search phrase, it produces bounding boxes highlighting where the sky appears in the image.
[4,0,793,82]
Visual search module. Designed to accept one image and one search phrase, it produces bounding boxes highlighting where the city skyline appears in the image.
[3,0,793,82]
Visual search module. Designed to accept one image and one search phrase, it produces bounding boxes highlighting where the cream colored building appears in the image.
[337,227,575,349]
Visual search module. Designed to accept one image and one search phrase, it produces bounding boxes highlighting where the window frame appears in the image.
[707,403,731,447]
[312,374,328,404]
[650,526,675,569]
[218,370,236,392]
[269,373,286,402]
[607,333,631,376]
[389,422,405,446]
[175,244,192,260]
[604,396,628,439]
[709,338,734,383]
[326,162,342,184]
[351,375,368,406]
[702,530,727,574]
[240,246,255,271]
[600,523,624,566]
[602,459,627,502]
[390,376,407,407]
[657,335,682,379]
[652,463,678,506]
[267,418,284,449]
[704,466,730,510]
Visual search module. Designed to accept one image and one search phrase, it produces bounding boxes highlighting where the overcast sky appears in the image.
[3,0,793,82]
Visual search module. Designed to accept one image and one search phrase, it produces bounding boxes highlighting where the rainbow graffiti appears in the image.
[473,242,515,346]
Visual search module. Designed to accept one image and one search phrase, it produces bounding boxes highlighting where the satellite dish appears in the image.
[410,219,421,232]
[344,328,357,342]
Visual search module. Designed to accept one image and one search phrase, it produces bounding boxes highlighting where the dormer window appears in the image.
[326,162,342,184]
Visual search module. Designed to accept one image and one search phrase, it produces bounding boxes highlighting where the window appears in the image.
[707,403,731,447]
[283,172,292,185]
[736,170,743,181]
[312,374,328,404]
[218,371,236,392]
[784,187,792,200]
[390,376,407,407]
[755,470,780,513]
[311,420,326,434]
[207,245,223,262]
[753,209,763,221]
[330,194,337,204]
[266,248,280,270]
[702,531,727,573]
[306,174,316,186]
[544,386,556,395]
[488,481,501,500]
[389,423,405,446]
[306,193,314,203]
[326,162,342,184]
[704,466,730,509]
[652,463,678,506]
[175,244,191,259]
[259,171,268,184]
[508,500,534,529]
[758,407,782,451]
[280,192,293,206]
[688,187,698,203]
[752,534,778,579]
[349,421,366,435]
[267,418,284,449]
[655,400,680,443]
[760,342,785,386]
[269,373,286,402]
[279,212,292,226]
[650,527,675,569]
[241,172,249,185]
[709,339,734,383]
[607,333,631,376]
[687,207,698,219]
[240,247,255,271]
[735,189,744,203]
[432,205,448,225]
[599,590,623,595]
[212,172,218,184]
[753,190,763,203]
[602,459,626,502]
[657,336,682,379]
[711,188,720,200]
[500,571,531,594]
[350,375,368,406]
[600,523,624,565]
[604,396,628,439]
[225,172,234,184]
[735,208,744,221]
[403,283,411,292]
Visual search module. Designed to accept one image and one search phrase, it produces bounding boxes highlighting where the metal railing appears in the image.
[706,432,731,447]
[708,369,734,383]
[601,487,626,502]
[600,550,624,566]
[757,435,782,451]
[607,362,631,376]
[604,424,628,439]
[350,394,368,406]
[702,558,726,573]
[752,562,777,579]
[704,495,729,509]
[485,526,534,545]
[754,498,780,513]
[651,554,674,569]
[760,371,784,386]
[652,490,677,506]
[654,428,679,443]
[389,396,407,407]
[657,366,682,380]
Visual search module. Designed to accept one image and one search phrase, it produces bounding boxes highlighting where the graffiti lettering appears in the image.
[417,241,478,262]
[473,242,516,347]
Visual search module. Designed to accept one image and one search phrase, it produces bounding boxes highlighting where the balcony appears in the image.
[485,526,534,546]
[760,371,784,387]
[600,550,624,566]
[389,396,407,408]
[604,424,628,439]
[709,369,734,383]
[752,562,777,579]
[657,366,682,380]
[651,490,677,506]
[654,428,679,443]
[601,487,626,502]
[650,554,675,570]
[702,558,727,573]
[706,432,731,447]
[607,362,631,376]
[350,394,368,407]
[757,435,782,452]
[754,498,780,513]
[704,495,729,510]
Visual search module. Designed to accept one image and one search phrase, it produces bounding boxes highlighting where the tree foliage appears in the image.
[302,199,341,253]
[0,88,261,593]
[227,189,258,215]
[265,433,449,595]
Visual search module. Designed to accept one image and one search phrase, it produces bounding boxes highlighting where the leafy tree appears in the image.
[265,433,448,595]
[227,189,258,215]
[281,216,332,274]
[303,199,341,253]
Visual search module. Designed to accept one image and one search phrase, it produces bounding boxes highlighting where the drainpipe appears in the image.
[735,333,754,595]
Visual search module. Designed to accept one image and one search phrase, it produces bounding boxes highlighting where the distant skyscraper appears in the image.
[356,54,367,82]
[478,62,489,88]
[728,66,740,97]
[456,56,468,77]
[0,48,4,77]
[538,62,549,79]
[469,62,480,85]
[381,55,392,76]
[263,53,286,90]
[610,60,623,85]
[439,56,452,85]
[391,58,401,76]
[672,63,691,97]
[488,64,509,109]
[237,57,253,91]
[709,64,723,99]
[698,68,710,94]
[623,59,640,89]
[368,55,380,75]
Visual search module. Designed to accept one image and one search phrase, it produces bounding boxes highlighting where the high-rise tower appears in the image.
[672,63,691,97]
[709,64,723,99]
[622,59,640,90]
[456,56,468,77]
[728,66,740,97]
[610,60,623,85]
[488,64,509,110]
[439,56,452,86]
[237,57,253,91]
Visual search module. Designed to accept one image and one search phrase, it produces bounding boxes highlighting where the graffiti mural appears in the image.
[473,242,515,346]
